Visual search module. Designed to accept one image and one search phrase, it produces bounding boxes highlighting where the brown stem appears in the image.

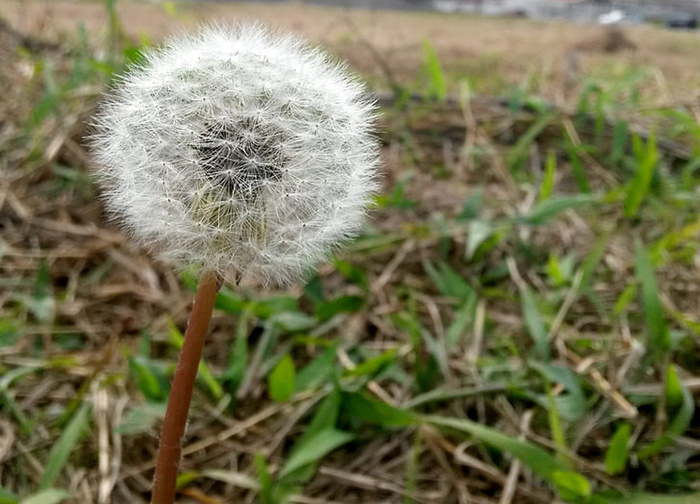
[151,270,222,504]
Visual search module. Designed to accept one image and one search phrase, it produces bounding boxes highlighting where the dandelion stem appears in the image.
[151,269,222,504]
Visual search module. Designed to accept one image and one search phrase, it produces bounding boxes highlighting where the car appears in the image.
[666,12,698,29]
[598,9,643,25]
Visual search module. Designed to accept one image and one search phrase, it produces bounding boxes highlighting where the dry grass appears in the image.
[3,0,700,100]
[0,2,699,504]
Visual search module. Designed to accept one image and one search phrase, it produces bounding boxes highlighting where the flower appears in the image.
[90,23,380,285]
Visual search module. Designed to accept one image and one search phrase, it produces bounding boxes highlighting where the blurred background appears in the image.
[0,1,699,503]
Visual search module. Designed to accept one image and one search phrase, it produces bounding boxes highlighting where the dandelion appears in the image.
[90,23,379,504]
[91,23,379,285]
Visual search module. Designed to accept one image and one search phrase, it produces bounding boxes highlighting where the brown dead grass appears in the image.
[2,0,700,101]
[1,3,699,504]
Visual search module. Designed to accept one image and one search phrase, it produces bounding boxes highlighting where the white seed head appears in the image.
[90,23,380,285]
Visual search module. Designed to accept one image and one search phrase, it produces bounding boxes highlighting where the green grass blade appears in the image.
[604,423,631,475]
[520,286,550,362]
[424,415,570,483]
[0,487,19,504]
[466,220,494,260]
[519,194,598,226]
[222,310,252,396]
[271,312,317,332]
[634,241,670,358]
[614,284,637,316]
[199,469,258,490]
[553,470,592,500]
[529,362,587,421]
[346,348,398,378]
[457,187,484,221]
[637,364,694,458]
[565,142,591,193]
[277,389,342,484]
[114,403,165,435]
[508,111,556,169]
[611,120,628,162]
[422,40,447,102]
[539,150,557,201]
[343,392,417,429]
[39,404,91,490]
[423,261,474,301]
[20,490,70,504]
[254,453,274,504]
[579,233,609,294]
[279,429,354,478]
[29,262,54,325]
[295,344,337,392]
[404,429,423,504]
[607,494,700,504]
[334,259,369,290]
[0,388,33,435]
[445,295,476,347]
[268,354,296,402]
[546,383,570,468]
[315,295,364,321]
[168,320,223,400]
[0,367,41,434]
[624,133,658,218]
[301,389,341,441]
[128,354,168,402]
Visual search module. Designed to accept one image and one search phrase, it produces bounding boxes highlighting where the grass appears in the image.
[4,0,700,100]
[0,1,699,503]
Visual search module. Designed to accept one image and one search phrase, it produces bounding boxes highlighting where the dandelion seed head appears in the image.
[90,23,380,285]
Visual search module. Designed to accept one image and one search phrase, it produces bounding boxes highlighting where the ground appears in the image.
[0,1,699,504]
[4,0,700,99]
